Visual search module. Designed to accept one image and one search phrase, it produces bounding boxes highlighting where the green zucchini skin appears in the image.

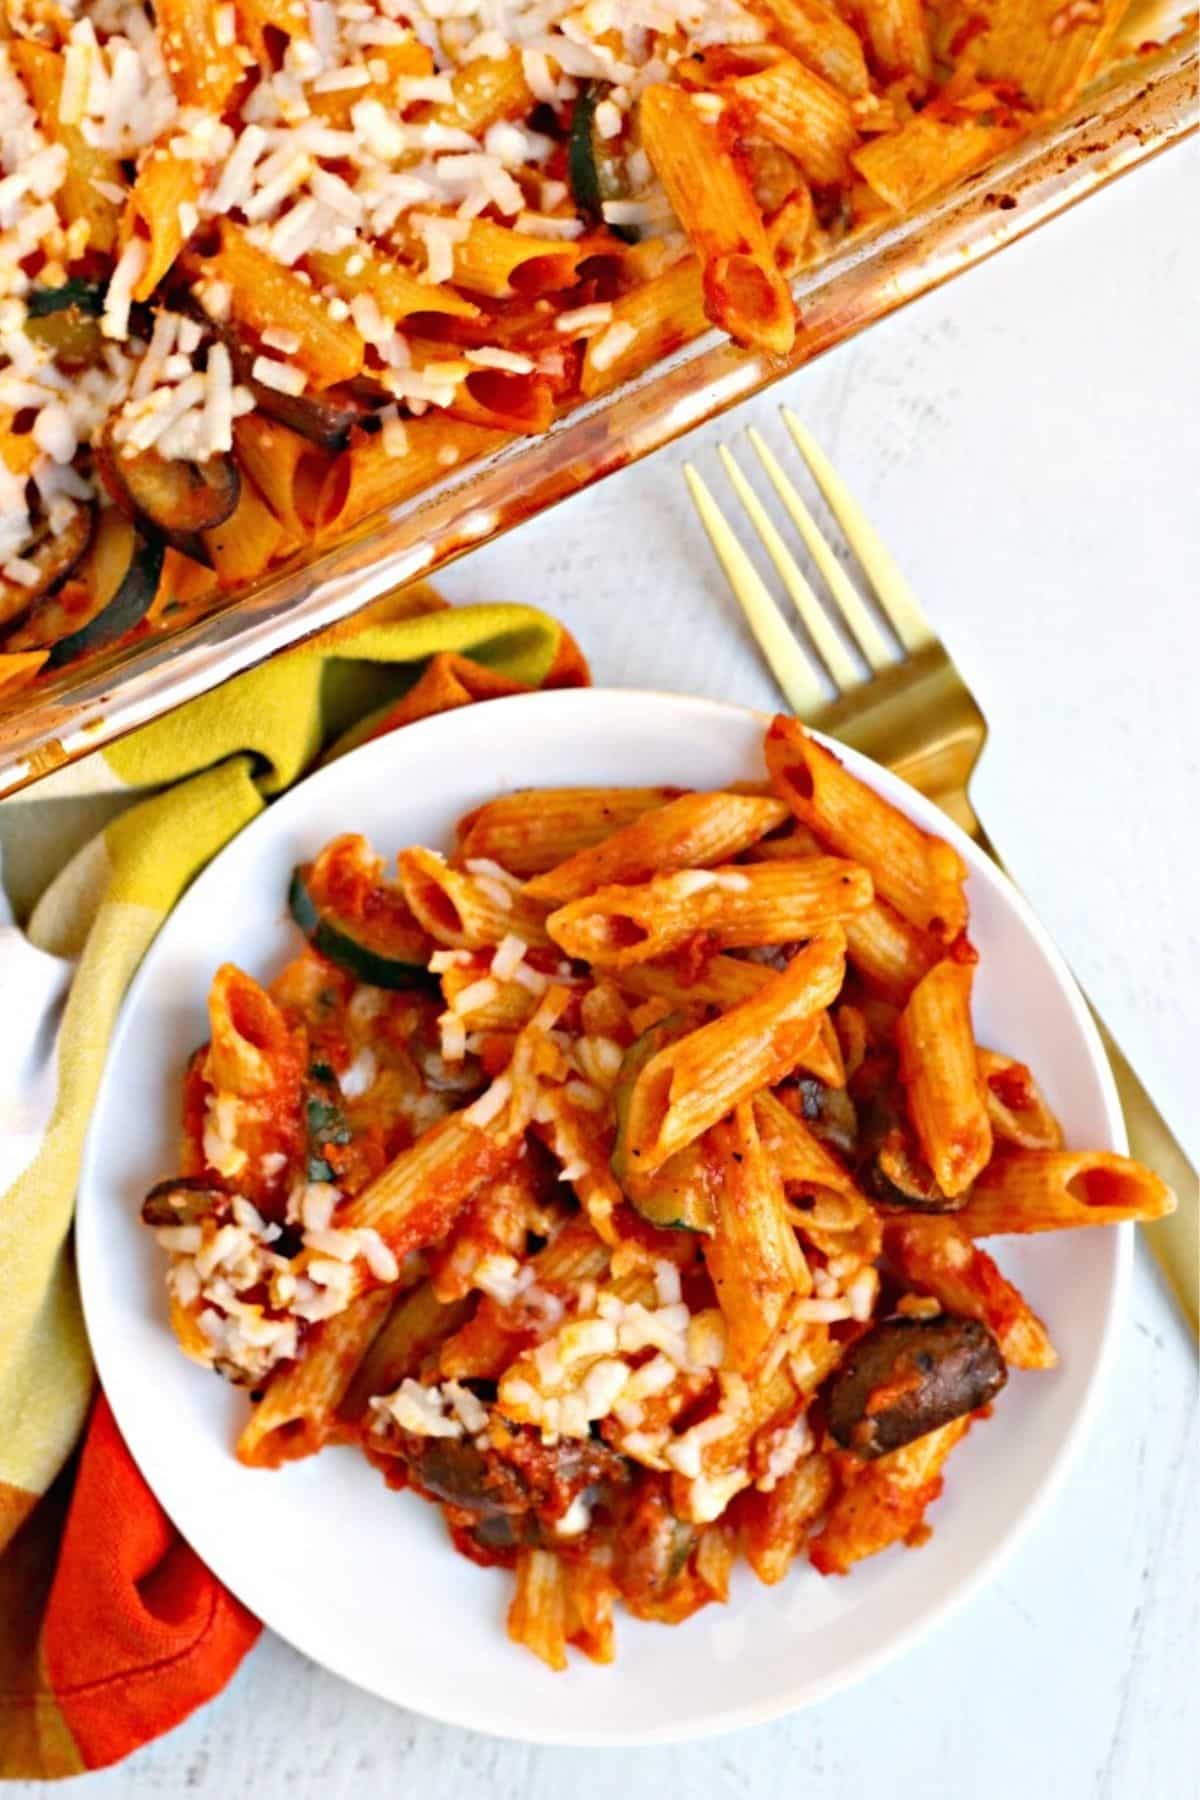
[567,86,638,244]
[611,1013,715,1233]
[26,279,105,318]
[43,531,164,668]
[288,867,438,992]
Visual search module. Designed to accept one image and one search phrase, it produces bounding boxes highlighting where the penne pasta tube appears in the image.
[429,48,533,135]
[754,1090,863,1198]
[853,114,1020,212]
[810,1416,969,1575]
[439,963,539,1032]
[339,1281,472,1423]
[399,846,551,948]
[312,419,509,537]
[956,1150,1176,1236]
[726,56,860,187]
[844,895,941,1005]
[508,1549,568,1671]
[232,415,318,539]
[305,244,480,325]
[705,1103,811,1371]
[457,788,686,876]
[236,1287,395,1468]
[976,0,1126,106]
[747,0,870,96]
[639,84,796,357]
[123,151,200,299]
[236,0,313,66]
[580,255,711,398]
[563,1558,617,1664]
[444,218,583,299]
[977,1050,1063,1151]
[526,792,790,904]
[884,1217,1056,1370]
[765,715,967,940]
[617,928,847,1176]
[155,0,245,108]
[340,1112,517,1258]
[617,955,773,1011]
[619,966,845,1086]
[856,0,933,83]
[201,468,289,586]
[896,955,992,1198]
[201,223,366,389]
[405,337,555,435]
[547,858,872,967]
[739,1450,835,1585]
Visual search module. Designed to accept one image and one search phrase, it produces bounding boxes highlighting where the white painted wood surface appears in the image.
[23,141,1198,1800]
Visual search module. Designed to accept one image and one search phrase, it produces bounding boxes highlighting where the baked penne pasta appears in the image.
[884,1217,1056,1369]
[977,1050,1064,1150]
[615,928,846,1176]
[2,2,1142,679]
[579,257,712,399]
[706,1103,811,1370]
[844,897,941,1005]
[547,858,872,966]
[765,716,968,939]
[810,1417,970,1575]
[726,55,861,187]
[236,1286,396,1468]
[399,846,551,949]
[640,84,796,357]
[956,1150,1176,1235]
[896,954,993,1197]
[456,788,686,876]
[853,112,1021,212]
[748,0,872,95]
[141,721,1172,1667]
[526,792,789,905]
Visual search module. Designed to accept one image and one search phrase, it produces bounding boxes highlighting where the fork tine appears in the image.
[717,445,863,696]
[684,463,826,720]
[781,410,934,655]
[747,427,893,672]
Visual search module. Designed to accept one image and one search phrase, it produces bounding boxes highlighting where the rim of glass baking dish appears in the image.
[0,35,1194,799]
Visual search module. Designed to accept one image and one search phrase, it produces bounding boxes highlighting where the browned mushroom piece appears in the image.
[825,1314,1007,1459]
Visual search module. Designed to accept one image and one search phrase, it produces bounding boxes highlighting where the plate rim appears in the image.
[76,686,1131,1746]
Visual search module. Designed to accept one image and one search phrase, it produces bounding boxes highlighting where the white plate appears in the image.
[77,690,1128,1746]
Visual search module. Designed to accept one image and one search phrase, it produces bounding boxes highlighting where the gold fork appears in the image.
[685,408,1197,1333]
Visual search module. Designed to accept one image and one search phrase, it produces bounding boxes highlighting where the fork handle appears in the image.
[968,815,1197,1332]
[1087,1011,1198,1332]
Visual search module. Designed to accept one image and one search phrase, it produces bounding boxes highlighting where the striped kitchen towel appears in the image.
[0,582,587,1778]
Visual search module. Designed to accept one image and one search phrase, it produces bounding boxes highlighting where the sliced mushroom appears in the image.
[825,1314,1007,1459]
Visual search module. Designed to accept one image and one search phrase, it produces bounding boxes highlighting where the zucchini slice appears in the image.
[0,501,93,632]
[6,510,163,667]
[25,279,106,361]
[612,1012,715,1231]
[568,85,638,244]
[289,835,437,991]
[96,417,240,552]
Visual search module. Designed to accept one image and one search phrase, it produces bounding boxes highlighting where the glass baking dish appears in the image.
[0,31,1193,799]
